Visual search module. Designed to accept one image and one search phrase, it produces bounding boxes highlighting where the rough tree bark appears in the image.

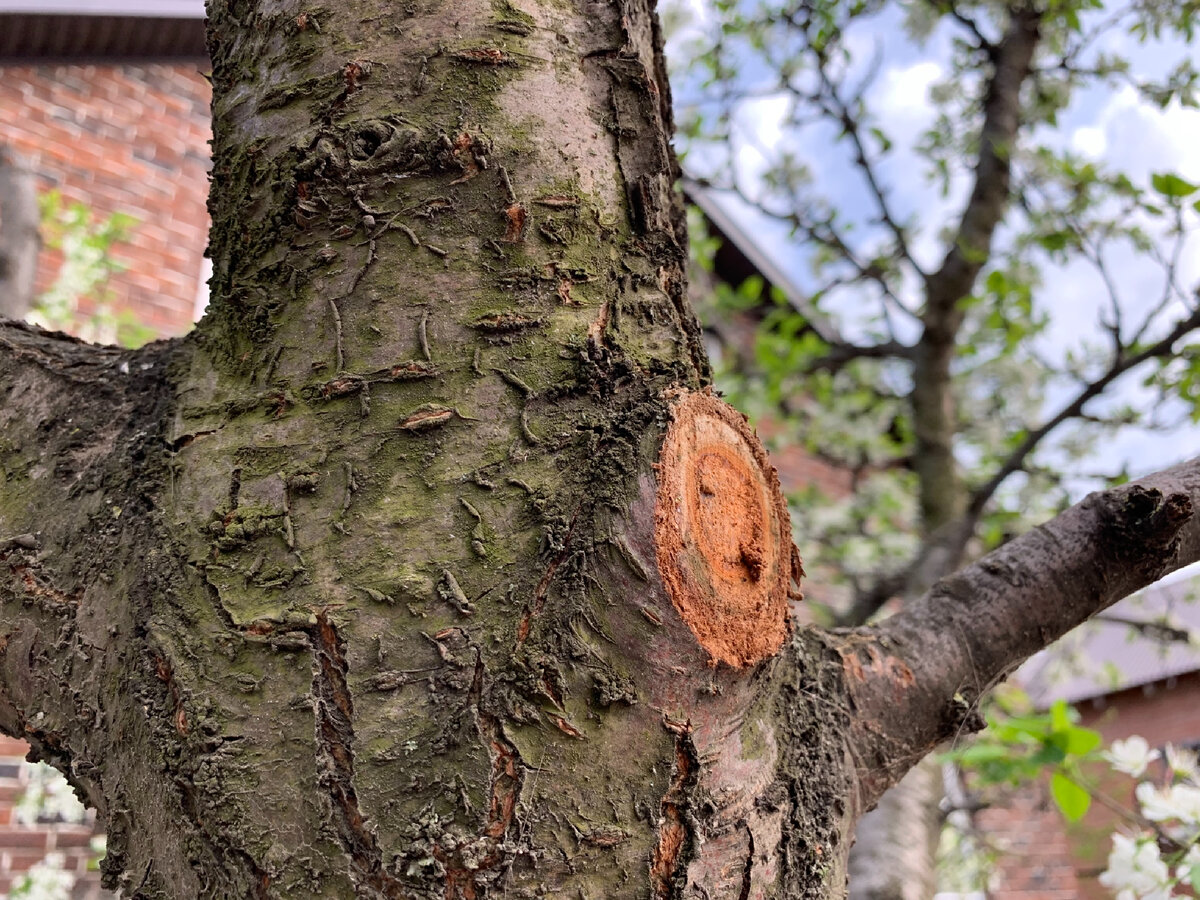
[1,2,1198,899]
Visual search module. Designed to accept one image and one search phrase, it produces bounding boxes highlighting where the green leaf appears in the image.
[1063,725,1102,756]
[1188,858,1200,892]
[1036,231,1072,253]
[1050,772,1091,821]
[1151,172,1199,198]
[1030,744,1067,767]
[1050,699,1070,732]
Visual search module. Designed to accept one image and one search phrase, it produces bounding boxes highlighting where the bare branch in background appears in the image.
[1094,612,1197,646]
[965,305,1200,524]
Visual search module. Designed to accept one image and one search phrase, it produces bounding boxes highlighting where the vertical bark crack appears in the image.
[434,649,526,899]
[515,508,580,646]
[650,717,699,899]
[311,610,404,898]
[737,821,755,900]
[471,649,524,845]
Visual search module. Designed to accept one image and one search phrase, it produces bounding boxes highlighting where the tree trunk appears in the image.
[847,759,942,900]
[2,3,1199,899]
[0,145,40,320]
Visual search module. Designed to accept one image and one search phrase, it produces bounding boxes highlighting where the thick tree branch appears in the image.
[0,320,180,855]
[0,318,126,382]
[0,318,174,655]
[926,5,1040,316]
[837,457,1200,805]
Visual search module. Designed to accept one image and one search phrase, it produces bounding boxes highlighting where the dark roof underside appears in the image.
[0,14,206,61]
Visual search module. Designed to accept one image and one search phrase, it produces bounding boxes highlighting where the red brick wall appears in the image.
[0,736,106,899]
[974,784,1083,898]
[0,62,212,336]
[975,672,1200,899]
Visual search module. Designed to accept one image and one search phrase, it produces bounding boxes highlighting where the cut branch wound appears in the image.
[654,390,800,667]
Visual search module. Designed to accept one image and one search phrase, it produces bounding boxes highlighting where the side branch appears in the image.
[0,319,176,748]
[835,456,1200,805]
[805,336,915,374]
[0,318,126,381]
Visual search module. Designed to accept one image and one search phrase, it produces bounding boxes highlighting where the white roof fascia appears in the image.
[0,1,203,17]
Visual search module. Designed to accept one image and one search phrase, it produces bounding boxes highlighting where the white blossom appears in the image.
[1099,834,1172,900]
[1178,843,1200,881]
[1165,744,1199,782]
[1136,782,1200,826]
[9,852,76,900]
[1107,737,1161,778]
[13,762,87,826]
[1169,785,1200,827]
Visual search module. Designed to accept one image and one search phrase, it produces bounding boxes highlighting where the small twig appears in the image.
[1095,613,1195,645]
[495,368,531,395]
[328,299,344,372]
[397,222,420,246]
[498,166,517,204]
[419,311,431,361]
[520,407,540,445]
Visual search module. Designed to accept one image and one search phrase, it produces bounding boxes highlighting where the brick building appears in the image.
[0,1,210,338]
[971,578,1200,899]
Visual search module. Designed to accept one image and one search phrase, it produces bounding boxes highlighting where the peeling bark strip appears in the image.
[654,390,799,666]
[651,718,699,900]
[432,650,526,900]
[311,611,403,898]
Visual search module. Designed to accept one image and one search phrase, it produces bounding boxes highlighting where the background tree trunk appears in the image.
[0,145,39,319]
[847,759,942,900]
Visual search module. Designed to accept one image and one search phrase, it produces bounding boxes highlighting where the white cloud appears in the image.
[1070,125,1107,159]
[876,61,942,130]
[733,93,792,185]
[1089,85,1200,182]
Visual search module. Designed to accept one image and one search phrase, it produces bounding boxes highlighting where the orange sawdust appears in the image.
[654,390,798,667]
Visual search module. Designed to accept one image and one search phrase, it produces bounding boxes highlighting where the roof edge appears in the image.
[0,2,203,17]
